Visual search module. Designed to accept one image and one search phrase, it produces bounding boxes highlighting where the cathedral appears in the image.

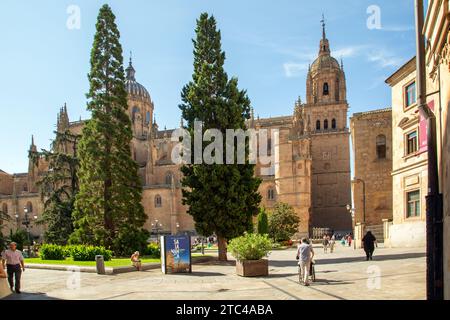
[0,23,352,240]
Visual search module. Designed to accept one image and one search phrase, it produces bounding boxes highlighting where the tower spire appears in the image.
[318,14,330,56]
[321,14,326,40]
[126,51,136,81]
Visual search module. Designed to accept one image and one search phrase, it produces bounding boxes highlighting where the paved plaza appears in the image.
[3,245,426,300]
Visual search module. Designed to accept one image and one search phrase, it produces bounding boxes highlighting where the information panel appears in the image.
[161,235,192,274]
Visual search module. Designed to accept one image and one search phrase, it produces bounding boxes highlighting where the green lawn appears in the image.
[26,254,212,268]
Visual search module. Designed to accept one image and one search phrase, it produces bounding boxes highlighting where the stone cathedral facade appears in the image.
[0,24,352,240]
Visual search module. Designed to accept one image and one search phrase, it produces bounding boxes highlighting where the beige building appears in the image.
[0,23,352,240]
[350,108,393,241]
[385,57,440,247]
[423,0,450,299]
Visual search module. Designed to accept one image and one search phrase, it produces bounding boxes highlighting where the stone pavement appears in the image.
[2,245,426,300]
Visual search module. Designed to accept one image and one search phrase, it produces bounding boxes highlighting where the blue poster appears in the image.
[161,235,192,274]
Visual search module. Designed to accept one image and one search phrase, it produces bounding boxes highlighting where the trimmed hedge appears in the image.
[40,244,66,260]
[69,245,112,261]
[144,242,160,258]
[39,245,113,262]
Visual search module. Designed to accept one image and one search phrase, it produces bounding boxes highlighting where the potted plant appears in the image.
[228,233,272,277]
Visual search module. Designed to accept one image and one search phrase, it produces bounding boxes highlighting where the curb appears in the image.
[26,263,160,275]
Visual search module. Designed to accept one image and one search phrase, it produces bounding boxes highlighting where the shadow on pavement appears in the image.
[270,252,426,267]
[187,271,226,277]
[2,292,61,300]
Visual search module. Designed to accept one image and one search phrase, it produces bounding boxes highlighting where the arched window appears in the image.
[376,135,387,159]
[316,120,321,131]
[165,172,174,185]
[324,119,329,130]
[332,118,337,129]
[145,111,151,124]
[26,202,33,213]
[1,203,7,214]
[23,183,28,192]
[132,106,140,123]
[323,82,329,95]
[155,195,162,208]
[267,188,276,201]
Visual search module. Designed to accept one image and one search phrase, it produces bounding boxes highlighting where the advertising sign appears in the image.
[419,100,435,154]
[161,235,192,274]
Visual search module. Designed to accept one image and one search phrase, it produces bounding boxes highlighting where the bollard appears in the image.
[95,255,105,275]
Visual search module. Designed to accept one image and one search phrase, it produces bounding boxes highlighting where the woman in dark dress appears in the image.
[362,231,377,261]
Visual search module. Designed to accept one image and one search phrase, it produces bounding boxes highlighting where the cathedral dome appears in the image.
[125,58,151,103]
[310,55,340,74]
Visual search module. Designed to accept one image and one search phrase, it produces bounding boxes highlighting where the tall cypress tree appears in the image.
[71,4,148,255]
[180,13,262,261]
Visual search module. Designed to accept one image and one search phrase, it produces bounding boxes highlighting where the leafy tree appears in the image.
[268,202,300,242]
[32,130,80,245]
[180,13,261,261]
[257,208,269,235]
[71,4,148,255]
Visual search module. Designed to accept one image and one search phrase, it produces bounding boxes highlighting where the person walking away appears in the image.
[329,234,336,253]
[1,242,25,294]
[297,238,315,286]
[131,251,142,271]
[322,235,329,253]
[347,234,353,247]
[362,231,377,261]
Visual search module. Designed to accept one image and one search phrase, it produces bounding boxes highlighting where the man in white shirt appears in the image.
[297,238,314,286]
[1,242,25,294]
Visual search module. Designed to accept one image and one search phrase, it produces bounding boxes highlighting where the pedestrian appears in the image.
[131,251,142,271]
[348,234,353,247]
[362,231,377,261]
[0,261,12,299]
[322,235,329,253]
[329,234,336,253]
[1,242,25,294]
[296,238,315,286]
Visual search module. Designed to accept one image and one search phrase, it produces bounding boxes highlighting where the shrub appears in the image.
[145,242,160,258]
[112,227,149,257]
[9,229,29,251]
[69,245,112,261]
[257,208,269,235]
[268,202,300,242]
[39,244,66,260]
[228,233,272,261]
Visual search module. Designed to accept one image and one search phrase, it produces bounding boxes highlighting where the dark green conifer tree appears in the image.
[71,4,148,255]
[180,13,261,261]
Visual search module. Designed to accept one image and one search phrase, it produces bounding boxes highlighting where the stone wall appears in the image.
[350,109,393,227]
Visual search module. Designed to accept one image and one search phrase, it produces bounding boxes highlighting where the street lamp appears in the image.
[151,219,163,243]
[176,222,180,235]
[22,206,34,257]
[352,178,366,224]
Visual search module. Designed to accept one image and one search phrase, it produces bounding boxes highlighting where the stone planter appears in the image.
[235,259,269,277]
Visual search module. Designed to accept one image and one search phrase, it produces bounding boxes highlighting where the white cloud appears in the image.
[367,50,404,68]
[333,45,368,58]
[283,62,309,78]
[380,25,415,32]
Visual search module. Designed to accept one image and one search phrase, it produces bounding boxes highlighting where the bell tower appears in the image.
[302,16,352,232]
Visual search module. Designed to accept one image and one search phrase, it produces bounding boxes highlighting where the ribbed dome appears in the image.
[310,55,340,74]
[125,58,151,102]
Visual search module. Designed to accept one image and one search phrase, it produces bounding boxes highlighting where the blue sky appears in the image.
[0,0,416,174]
